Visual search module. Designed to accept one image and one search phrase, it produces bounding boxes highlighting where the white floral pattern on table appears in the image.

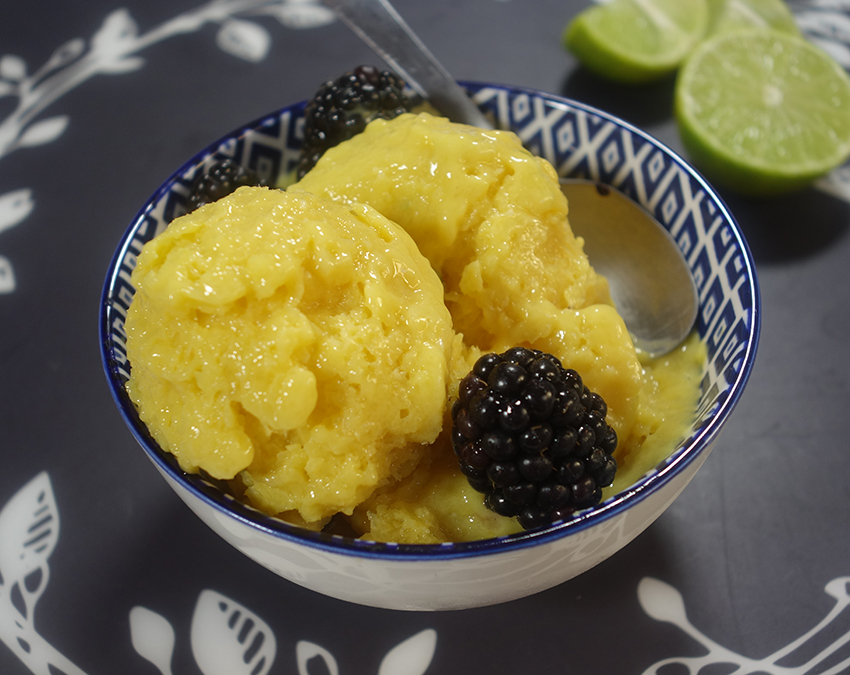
[639,576,850,674]
[0,0,845,673]
[2,473,849,674]
[1,0,850,294]
[0,0,334,295]
[0,473,439,675]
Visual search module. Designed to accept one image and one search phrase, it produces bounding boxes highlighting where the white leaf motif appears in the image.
[262,1,336,29]
[0,188,34,234]
[0,257,15,294]
[637,577,689,624]
[91,8,139,55]
[0,475,91,674]
[296,641,339,675]
[40,38,86,77]
[98,56,146,74]
[378,629,437,675]
[216,19,271,62]
[191,589,277,675]
[0,472,58,584]
[0,54,27,81]
[18,116,69,148]
[130,606,176,675]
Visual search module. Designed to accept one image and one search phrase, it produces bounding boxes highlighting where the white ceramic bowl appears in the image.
[100,82,760,611]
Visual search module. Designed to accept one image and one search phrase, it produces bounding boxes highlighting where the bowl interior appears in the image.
[101,82,759,557]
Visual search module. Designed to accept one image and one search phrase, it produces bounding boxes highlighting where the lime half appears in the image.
[564,0,709,83]
[675,29,850,195]
[706,0,799,37]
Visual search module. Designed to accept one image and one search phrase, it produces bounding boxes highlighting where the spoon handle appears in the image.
[322,0,492,128]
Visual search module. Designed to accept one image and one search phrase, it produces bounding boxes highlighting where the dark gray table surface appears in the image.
[2,1,849,674]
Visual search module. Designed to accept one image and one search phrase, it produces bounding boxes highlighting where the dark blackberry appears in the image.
[452,349,619,530]
[186,158,265,212]
[297,65,414,179]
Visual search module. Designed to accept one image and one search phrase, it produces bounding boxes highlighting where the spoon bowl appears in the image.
[560,179,698,356]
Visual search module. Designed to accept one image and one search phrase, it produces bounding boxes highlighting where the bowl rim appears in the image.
[100,81,761,561]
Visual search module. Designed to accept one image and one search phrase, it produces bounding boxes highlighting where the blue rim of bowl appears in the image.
[100,81,761,561]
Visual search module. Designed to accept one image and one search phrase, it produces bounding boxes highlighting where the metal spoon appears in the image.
[560,179,698,356]
[322,0,491,128]
[322,0,698,355]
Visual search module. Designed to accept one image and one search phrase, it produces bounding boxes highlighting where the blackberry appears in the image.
[186,158,265,212]
[297,65,414,179]
[451,348,618,530]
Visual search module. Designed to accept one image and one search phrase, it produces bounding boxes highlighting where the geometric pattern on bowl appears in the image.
[100,82,760,607]
[467,84,758,454]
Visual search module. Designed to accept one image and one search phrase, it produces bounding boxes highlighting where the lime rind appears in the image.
[675,29,850,195]
[564,0,709,84]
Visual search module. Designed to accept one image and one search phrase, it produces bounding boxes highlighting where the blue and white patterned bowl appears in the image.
[100,82,760,611]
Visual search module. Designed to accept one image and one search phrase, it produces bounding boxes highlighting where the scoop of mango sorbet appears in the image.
[293,113,612,347]
[126,112,705,543]
[126,188,454,525]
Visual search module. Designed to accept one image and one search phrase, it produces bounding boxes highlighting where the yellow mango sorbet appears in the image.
[126,112,706,544]
[125,188,454,526]
[293,113,704,541]
[293,113,612,348]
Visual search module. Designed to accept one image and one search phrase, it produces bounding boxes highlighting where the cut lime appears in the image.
[675,29,850,195]
[705,0,799,37]
[564,0,709,84]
